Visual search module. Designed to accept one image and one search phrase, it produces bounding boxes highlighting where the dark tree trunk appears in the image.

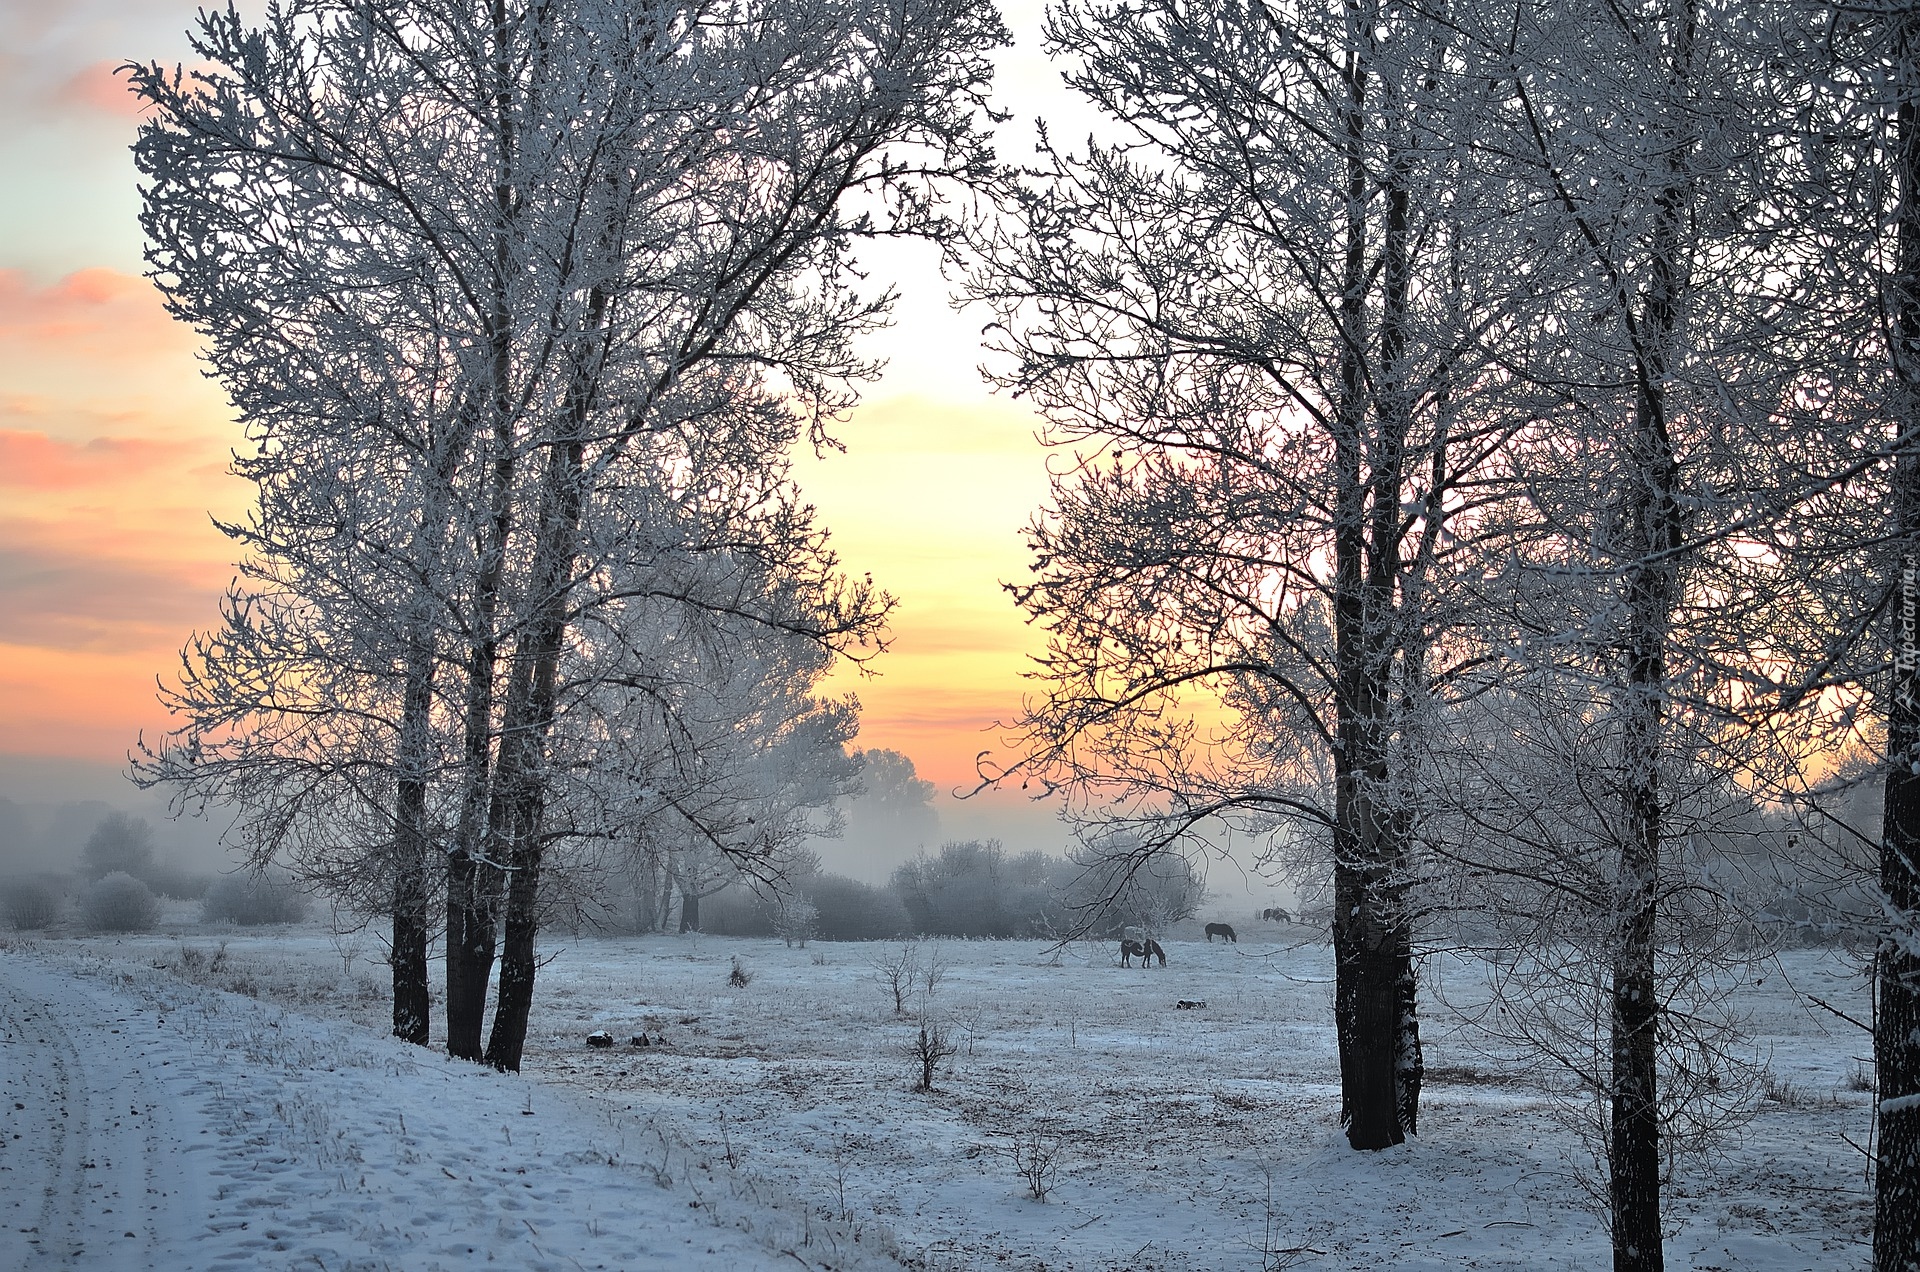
[1610,705,1665,1272]
[445,14,523,1061]
[679,888,701,933]
[481,304,596,1072]
[1881,669,1920,1272]
[444,849,499,1060]
[389,629,437,1047]
[1880,13,1920,1271]
[1608,18,1690,1266]
[1394,921,1423,1134]
[1595,4,1697,1266]
[389,433,462,1049]
[390,892,431,1046]
[482,818,544,1071]
[389,744,433,1046]
[1611,333,1681,1272]
[1328,19,1421,1151]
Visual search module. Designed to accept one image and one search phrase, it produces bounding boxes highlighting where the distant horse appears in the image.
[1205,922,1237,943]
[1120,938,1166,967]
[1260,907,1291,923]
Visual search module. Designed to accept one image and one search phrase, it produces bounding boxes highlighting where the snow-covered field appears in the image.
[2,918,1876,1270]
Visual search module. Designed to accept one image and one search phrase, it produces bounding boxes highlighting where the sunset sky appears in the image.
[0,0,1103,848]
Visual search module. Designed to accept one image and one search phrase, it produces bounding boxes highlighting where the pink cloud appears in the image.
[57,61,145,119]
[0,430,194,490]
[0,268,192,358]
[0,517,228,654]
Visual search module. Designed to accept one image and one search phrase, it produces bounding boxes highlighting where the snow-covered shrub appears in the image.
[806,873,909,940]
[202,870,309,926]
[82,872,162,932]
[2,877,63,930]
[144,864,213,901]
[775,898,818,947]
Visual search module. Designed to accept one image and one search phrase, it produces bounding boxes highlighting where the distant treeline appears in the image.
[582,839,1206,942]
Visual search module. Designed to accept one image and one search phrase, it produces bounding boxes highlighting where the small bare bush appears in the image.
[1761,1071,1839,1110]
[82,872,161,932]
[872,941,920,1015]
[921,939,948,995]
[156,941,233,984]
[728,955,753,988]
[2,878,62,930]
[902,1012,956,1092]
[1011,1130,1061,1201]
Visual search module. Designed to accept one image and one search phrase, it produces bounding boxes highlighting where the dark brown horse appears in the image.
[1119,938,1166,967]
[1204,922,1237,943]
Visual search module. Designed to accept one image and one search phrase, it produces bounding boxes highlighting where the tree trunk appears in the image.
[1610,702,1665,1272]
[679,888,701,933]
[481,311,596,1072]
[445,8,523,1062]
[444,848,499,1060]
[1880,13,1920,1271]
[482,802,544,1072]
[1612,357,1680,1272]
[389,609,437,1047]
[389,426,466,1048]
[390,888,431,1045]
[389,723,433,1046]
[1608,20,1690,1266]
[1394,922,1423,1134]
[1599,5,1697,1265]
[1329,18,1421,1151]
[656,861,676,933]
[479,574,576,1070]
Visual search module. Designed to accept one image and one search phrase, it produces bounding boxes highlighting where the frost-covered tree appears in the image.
[80,813,156,882]
[1748,7,1920,1266]
[966,0,1536,1150]
[836,748,940,869]
[1865,11,1920,1264]
[1426,2,1871,1265]
[129,0,1005,1069]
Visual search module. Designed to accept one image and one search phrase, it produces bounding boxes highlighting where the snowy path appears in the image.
[0,948,898,1271]
[0,960,201,1269]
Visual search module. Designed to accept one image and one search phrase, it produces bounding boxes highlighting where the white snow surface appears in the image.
[0,920,1878,1270]
[0,940,894,1271]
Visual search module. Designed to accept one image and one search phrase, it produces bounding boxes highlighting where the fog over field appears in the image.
[0,757,230,877]
[0,753,1092,890]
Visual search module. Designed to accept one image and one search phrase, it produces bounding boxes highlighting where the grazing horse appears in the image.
[1204,922,1237,943]
[1260,907,1292,923]
[1119,938,1167,967]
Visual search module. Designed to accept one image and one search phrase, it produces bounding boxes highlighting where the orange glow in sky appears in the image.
[0,1,1081,799]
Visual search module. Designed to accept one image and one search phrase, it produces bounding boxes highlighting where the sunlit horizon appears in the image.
[0,0,1083,805]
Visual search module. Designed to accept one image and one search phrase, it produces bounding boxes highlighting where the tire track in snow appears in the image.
[0,961,186,1270]
[1,948,905,1270]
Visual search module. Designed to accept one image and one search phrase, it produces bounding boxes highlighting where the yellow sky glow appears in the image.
[0,1,1084,826]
